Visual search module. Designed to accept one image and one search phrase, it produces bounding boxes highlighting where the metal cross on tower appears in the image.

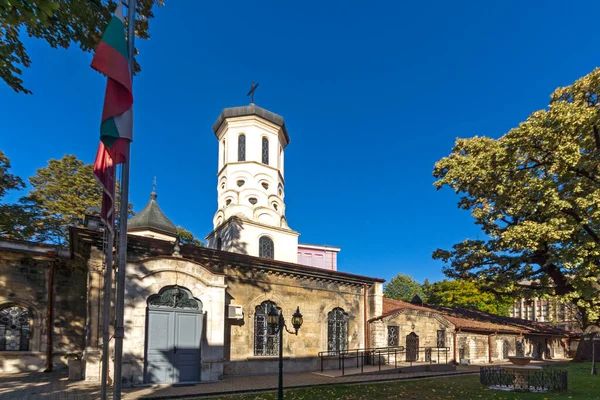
[247,81,259,104]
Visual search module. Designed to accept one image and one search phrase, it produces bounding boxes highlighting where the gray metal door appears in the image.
[145,286,202,384]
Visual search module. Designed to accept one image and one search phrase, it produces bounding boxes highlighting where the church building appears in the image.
[0,102,574,385]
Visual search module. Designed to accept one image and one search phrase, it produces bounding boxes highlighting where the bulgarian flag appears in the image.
[92,2,134,230]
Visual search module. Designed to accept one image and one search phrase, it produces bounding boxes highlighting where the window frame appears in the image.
[436,329,446,348]
[254,301,280,356]
[387,325,399,347]
[0,306,30,351]
[259,236,274,259]
[262,137,269,165]
[238,134,246,162]
[327,307,349,353]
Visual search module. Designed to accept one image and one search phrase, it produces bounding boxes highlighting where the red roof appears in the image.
[381,298,570,336]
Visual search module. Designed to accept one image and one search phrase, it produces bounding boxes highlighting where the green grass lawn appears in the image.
[198,362,600,400]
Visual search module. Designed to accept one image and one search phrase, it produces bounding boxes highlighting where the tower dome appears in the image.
[128,190,177,241]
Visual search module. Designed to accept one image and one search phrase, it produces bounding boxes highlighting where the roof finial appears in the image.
[246,81,259,104]
[151,177,157,200]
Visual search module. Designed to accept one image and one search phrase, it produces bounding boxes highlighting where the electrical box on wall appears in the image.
[228,304,243,319]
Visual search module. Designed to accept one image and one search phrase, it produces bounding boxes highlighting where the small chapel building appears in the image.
[0,103,575,384]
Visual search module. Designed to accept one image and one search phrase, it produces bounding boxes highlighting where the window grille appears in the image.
[387,326,399,346]
[327,308,348,353]
[262,137,269,164]
[0,307,30,351]
[254,301,279,356]
[259,237,274,259]
[436,330,446,347]
[238,135,246,161]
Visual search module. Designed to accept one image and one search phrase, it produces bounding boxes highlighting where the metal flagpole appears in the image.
[113,1,135,399]
[100,222,114,400]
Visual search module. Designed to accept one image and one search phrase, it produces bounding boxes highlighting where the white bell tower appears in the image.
[206,103,299,262]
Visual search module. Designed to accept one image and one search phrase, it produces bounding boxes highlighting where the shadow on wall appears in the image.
[0,252,87,373]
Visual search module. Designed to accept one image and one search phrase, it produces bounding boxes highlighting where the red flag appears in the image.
[94,143,116,231]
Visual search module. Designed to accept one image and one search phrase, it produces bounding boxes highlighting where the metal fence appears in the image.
[318,346,450,376]
[480,366,568,392]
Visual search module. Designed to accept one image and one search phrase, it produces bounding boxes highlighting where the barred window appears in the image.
[254,301,279,356]
[0,306,30,351]
[436,330,446,347]
[259,236,274,259]
[387,326,399,346]
[327,308,348,353]
[262,137,269,165]
[238,134,246,161]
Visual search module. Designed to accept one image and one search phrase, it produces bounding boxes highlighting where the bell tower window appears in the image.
[262,137,269,165]
[238,134,246,161]
[259,236,274,259]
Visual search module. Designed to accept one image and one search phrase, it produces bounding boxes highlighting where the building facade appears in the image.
[0,102,575,383]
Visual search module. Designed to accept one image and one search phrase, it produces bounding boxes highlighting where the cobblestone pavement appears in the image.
[0,360,564,400]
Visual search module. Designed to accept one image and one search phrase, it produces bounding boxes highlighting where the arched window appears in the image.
[0,306,30,351]
[254,301,279,356]
[327,307,348,353]
[216,237,222,251]
[259,236,274,259]
[262,137,269,165]
[238,134,246,161]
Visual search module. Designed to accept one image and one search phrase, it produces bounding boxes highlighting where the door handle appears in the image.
[174,346,177,354]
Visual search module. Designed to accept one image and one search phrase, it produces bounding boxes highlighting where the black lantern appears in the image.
[291,307,303,333]
[267,306,280,329]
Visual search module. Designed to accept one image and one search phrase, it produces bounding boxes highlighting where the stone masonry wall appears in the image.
[0,243,87,373]
[375,310,454,364]
[224,265,367,375]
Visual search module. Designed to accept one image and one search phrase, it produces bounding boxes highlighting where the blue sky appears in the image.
[1,1,599,284]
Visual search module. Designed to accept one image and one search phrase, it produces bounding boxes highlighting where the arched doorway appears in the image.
[405,332,419,362]
[145,285,203,384]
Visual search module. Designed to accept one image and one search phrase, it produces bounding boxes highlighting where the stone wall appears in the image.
[224,265,367,375]
[373,310,454,364]
[0,241,87,373]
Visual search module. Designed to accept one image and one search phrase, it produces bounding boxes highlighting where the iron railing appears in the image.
[480,366,568,392]
[318,346,450,376]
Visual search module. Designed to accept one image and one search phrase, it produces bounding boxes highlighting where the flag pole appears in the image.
[100,179,115,400]
[113,1,135,399]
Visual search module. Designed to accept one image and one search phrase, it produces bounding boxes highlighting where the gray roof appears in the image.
[212,103,290,145]
[128,191,177,236]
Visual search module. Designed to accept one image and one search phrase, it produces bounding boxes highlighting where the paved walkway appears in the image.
[0,360,565,400]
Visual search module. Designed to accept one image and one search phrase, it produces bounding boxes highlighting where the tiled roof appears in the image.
[381,298,571,336]
[128,191,177,236]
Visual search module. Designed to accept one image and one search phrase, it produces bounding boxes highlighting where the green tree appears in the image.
[426,279,513,316]
[383,273,424,301]
[433,68,600,329]
[176,226,204,247]
[2,0,164,94]
[0,150,24,197]
[0,151,34,240]
[24,155,103,244]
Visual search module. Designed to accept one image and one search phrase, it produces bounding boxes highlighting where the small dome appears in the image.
[128,191,177,236]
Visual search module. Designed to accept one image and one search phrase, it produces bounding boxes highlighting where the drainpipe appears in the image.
[363,284,369,348]
[453,330,458,365]
[44,251,57,372]
[488,334,494,363]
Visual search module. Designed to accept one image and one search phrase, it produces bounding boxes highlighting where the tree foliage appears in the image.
[1,0,164,94]
[23,155,103,244]
[424,279,513,316]
[433,68,600,328]
[383,273,424,301]
[0,151,31,239]
[176,226,203,247]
